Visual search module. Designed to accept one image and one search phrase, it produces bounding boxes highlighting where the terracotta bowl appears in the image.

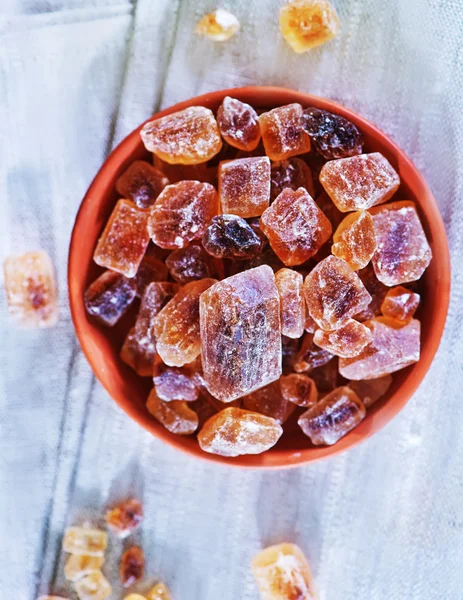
[68,86,451,469]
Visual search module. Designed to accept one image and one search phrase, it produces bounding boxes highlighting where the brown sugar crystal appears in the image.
[140,106,222,165]
[243,381,296,424]
[120,546,145,588]
[298,386,366,445]
[270,157,314,202]
[260,187,332,266]
[200,266,282,402]
[370,201,432,286]
[313,319,373,358]
[202,214,264,260]
[348,375,393,408]
[105,498,143,538]
[146,388,199,435]
[219,156,271,218]
[148,181,219,250]
[116,160,169,208]
[339,317,421,380]
[279,373,318,408]
[84,270,137,327]
[319,152,400,212]
[275,268,306,338]
[153,357,200,402]
[303,256,371,330]
[293,332,334,373]
[332,210,376,270]
[154,278,217,367]
[93,199,150,278]
[165,243,224,283]
[120,327,156,377]
[380,286,420,324]
[259,103,311,161]
[4,250,59,328]
[217,96,261,151]
[197,407,283,457]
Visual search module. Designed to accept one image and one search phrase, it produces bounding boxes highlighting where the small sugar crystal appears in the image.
[279,373,318,408]
[270,157,314,202]
[259,104,311,160]
[116,160,169,208]
[195,9,240,41]
[146,389,199,435]
[380,286,420,324]
[203,214,264,260]
[62,527,107,556]
[313,319,373,358]
[166,243,223,282]
[332,211,376,270]
[217,96,261,151]
[74,572,112,600]
[243,381,296,424]
[275,268,306,338]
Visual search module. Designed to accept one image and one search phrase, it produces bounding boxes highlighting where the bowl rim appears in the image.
[68,85,451,470]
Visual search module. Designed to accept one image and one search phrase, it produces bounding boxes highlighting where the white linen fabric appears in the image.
[0,1,462,599]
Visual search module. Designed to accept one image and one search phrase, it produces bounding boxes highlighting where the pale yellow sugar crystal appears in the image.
[196,9,240,41]
[74,572,112,600]
[147,583,172,600]
[62,527,107,556]
[64,554,104,582]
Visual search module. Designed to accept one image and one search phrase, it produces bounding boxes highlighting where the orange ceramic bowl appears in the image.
[68,87,450,469]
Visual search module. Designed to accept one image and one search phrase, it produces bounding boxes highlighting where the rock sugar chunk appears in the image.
[141,106,222,165]
[219,157,271,218]
[217,96,261,151]
[200,266,282,402]
[339,317,420,380]
[243,381,295,424]
[4,250,58,328]
[270,157,314,202]
[195,9,240,41]
[298,386,366,445]
[84,271,137,327]
[116,160,169,208]
[153,357,201,402]
[203,214,264,260]
[120,546,144,588]
[147,583,173,600]
[133,255,168,297]
[93,199,150,277]
[280,373,318,408]
[294,333,334,373]
[74,571,112,600]
[198,408,283,457]
[146,389,199,435]
[252,542,318,600]
[313,319,373,358]
[120,327,156,377]
[275,268,306,338]
[259,103,311,160]
[303,107,363,159]
[380,286,420,324]
[303,256,371,330]
[62,527,107,556]
[148,181,219,249]
[166,243,223,283]
[154,278,216,366]
[354,265,388,321]
[320,153,400,212]
[64,555,104,582]
[105,498,143,539]
[280,0,340,53]
[370,201,432,285]
[260,188,332,266]
[332,211,376,270]
[348,375,393,408]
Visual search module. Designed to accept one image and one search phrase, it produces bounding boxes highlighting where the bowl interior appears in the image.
[68,87,450,468]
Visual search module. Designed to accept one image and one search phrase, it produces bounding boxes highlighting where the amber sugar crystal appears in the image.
[252,542,318,600]
[275,268,306,338]
[140,106,222,165]
[280,373,318,408]
[339,317,421,380]
[370,201,432,286]
[120,327,156,377]
[380,286,420,324]
[280,0,340,53]
[259,103,311,161]
[219,156,271,218]
[62,527,107,556]
[153,357,200,402]
[195,8,240,41]
[349,375,393,408]
[147,582,173,600]
[303,256,372,330]
[154,278,216,367]
[146,388,199,435]
[105,498,143,538]
[332,210,376,270]
[166,242,224,283]
[64,554,104,582]
[217,96,261,151]
[270,157,314,202]
[84,270,136,327]
[243,381,296,424]
[74,571,112,600]
[319,152,400,212]
[203,214,264,260]
[197,407,283,457]
[93,199,150,278]
[116,160,169,208]
[120,546,145,588]
[148,180,219,250]
[294,332,333,373]
[4,250,59,328]
[260,187,332,266]
[313,318,373,358]
[200,266,282,402]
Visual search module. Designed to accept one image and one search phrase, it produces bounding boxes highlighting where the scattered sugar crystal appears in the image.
[62,527,107,556]
[64,554,104,582]
[120,546,144,588]
[74,571,112,600]
[105,498,143,538]
[195,9,240,41]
